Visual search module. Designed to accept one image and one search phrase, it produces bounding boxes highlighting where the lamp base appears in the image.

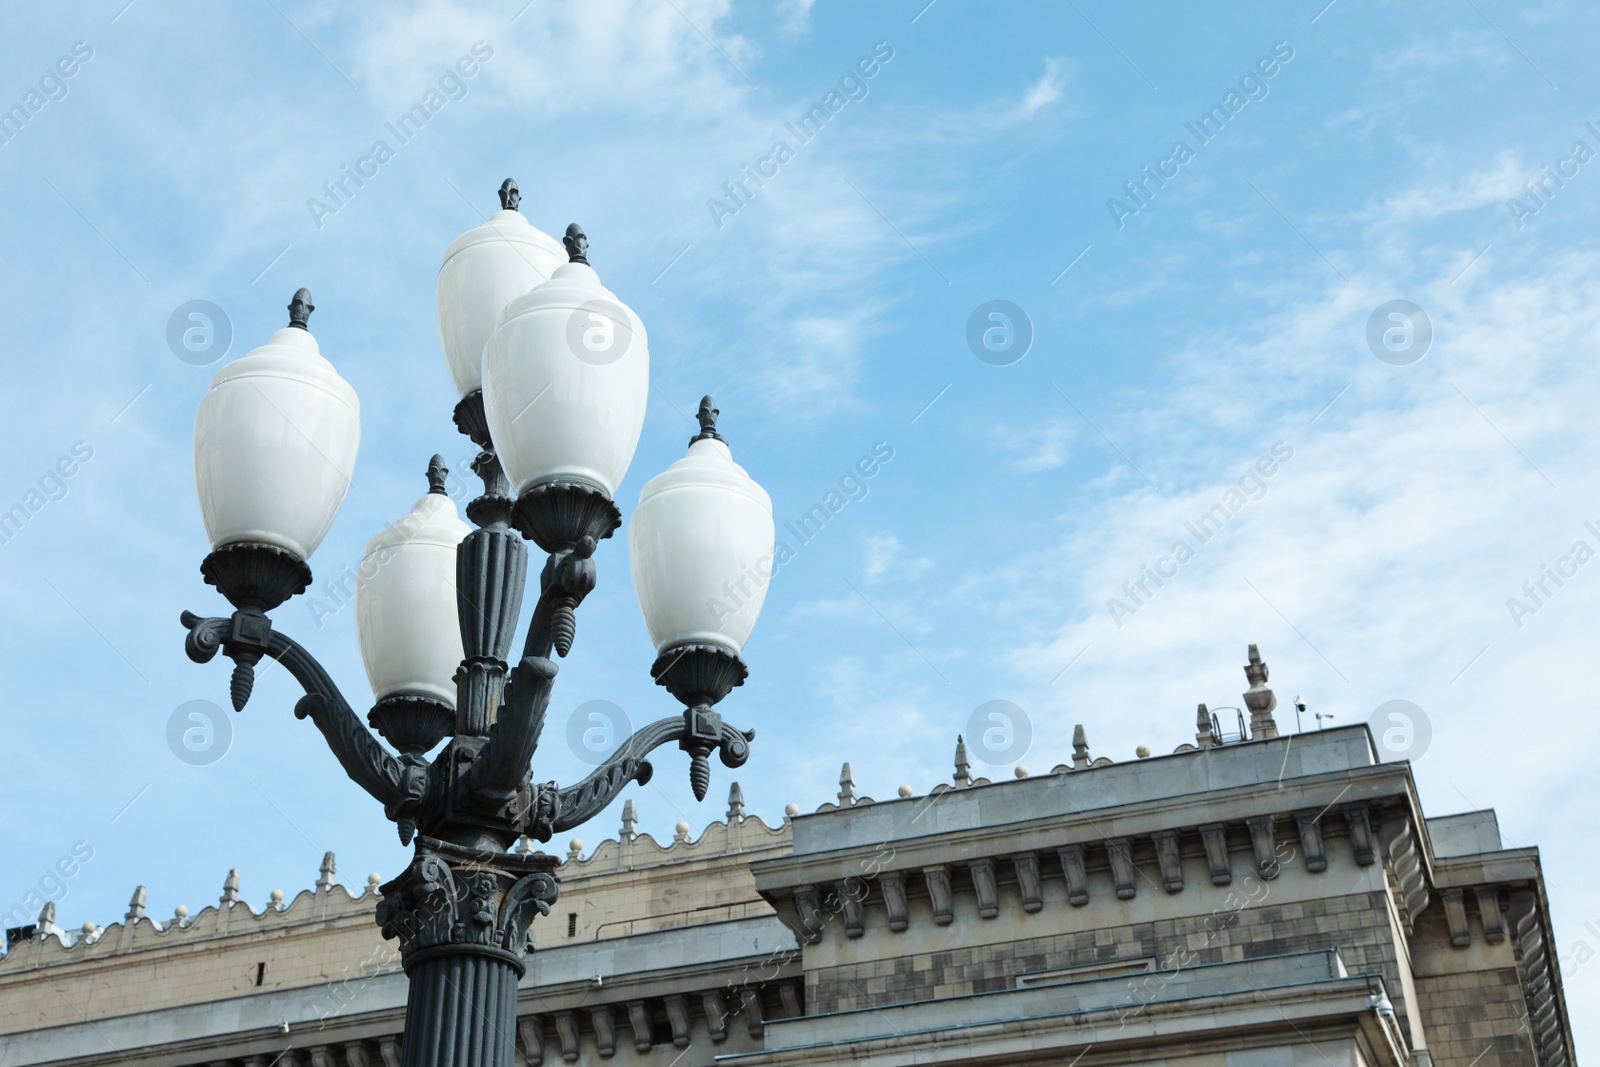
[369,694,456,755]
[512,481,620,554]
[651,643,748,710]
[200,543,311,614]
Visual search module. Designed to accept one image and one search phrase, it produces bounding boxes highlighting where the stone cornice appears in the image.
[1430,846,1542,888]
[751,759,1419,889]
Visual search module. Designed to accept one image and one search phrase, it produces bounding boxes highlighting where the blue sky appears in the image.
[3,0,1597,1052]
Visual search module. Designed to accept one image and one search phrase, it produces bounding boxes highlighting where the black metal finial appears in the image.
[426,455,448,495]
[287,288,314,330]
[498,178,520,212]
[563,223,589,265]
[690,395,724,446]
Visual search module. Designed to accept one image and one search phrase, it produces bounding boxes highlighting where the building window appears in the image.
[567,913,577,938]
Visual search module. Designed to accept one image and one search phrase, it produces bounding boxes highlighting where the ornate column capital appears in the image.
[375,837,560,972]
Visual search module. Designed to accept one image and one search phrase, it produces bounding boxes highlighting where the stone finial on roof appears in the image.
[621,798,639,840]
[317,851,337,891]
[39,901,57,926]
[220,869,241,905]
[1072,724,1091,769]
[673,821,691,844]
[838,763,857,805]
[1243,644,1279,739]
[954,736,972,787]
[1196,703,1215,749]
[726,783,745,822]
[173,905,189,926]
[126,886,147,922]
[567,839,584,862]
[269,889,285,911]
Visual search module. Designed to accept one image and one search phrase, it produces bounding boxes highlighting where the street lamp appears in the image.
[180,183,773,1067]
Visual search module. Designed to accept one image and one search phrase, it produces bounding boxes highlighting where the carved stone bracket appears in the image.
[1343,804,1377,866]
[519,1017,546,1065]
[740,987,764,1038]
[1106,838,1137,899]
[1294,809,1328,873]
[1199,824,1233,885]
[881,872,910,932]
[702,991,730,1042]
[838,878,866,938]
[1441,888,1471,947]
[664,994,692,1048]
[590,1005,617,1058]
[970,858,1000,918]
[1013,852,1044,913]
[554,1011,581,1062]
[923,865,955,925]
[1474,885,1506,943]
[1247,816,1280,880]
[1152,831,1184,893]
[1057,844,1090,906]
[792,885,824,944]
[627,1001,652,1052]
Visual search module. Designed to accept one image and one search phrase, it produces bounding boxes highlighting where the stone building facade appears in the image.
[0,649,1576,1066]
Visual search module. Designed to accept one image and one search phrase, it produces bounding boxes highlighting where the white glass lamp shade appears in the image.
[630,436,774,656]
[355,490,471,705]
[481,261,648,500]
[194,324,360,561]
[437,209,564,398]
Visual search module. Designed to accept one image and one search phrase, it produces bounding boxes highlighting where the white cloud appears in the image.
[1020,57,1066,117]
[775,0,817,38]
[1365,150,1527,223]
[999,417,1074,472]
[864,531,900,582]
[863,531,932,584]
[977,177,1600,824]
[351,0,755,117]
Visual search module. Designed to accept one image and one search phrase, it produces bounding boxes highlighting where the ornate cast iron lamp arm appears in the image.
[180,610,416,814]
[531,713,754,840]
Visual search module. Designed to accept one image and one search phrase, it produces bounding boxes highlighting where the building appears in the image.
[0,648,1576,1066]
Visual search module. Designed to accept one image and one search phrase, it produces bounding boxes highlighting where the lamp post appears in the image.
[181,182,774,1067]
